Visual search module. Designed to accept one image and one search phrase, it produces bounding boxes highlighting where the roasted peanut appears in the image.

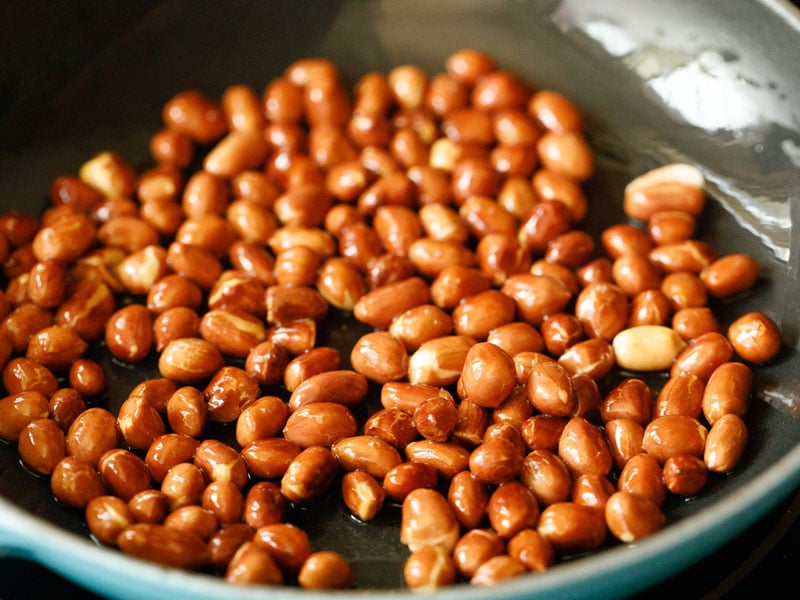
[727,311,781,363]
[297,551,354,590]
[401,488,460,553]
[281,445,340,504]
[623,163,705,221]
[244,481,286,528]
[283,402,358,448]
[241,438,301,480]
[704,413,748,473]
[605,491,665,543]
[537,502,607,556]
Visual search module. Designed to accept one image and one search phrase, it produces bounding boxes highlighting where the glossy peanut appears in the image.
[618,452,666,506]
[118,523,211,570]
[190,438,245,489]
[341,470,386,521]
[86,495,135,547]
[158,337,225,384]
[225,541,284,585]
[727,311,781,363]
[663,455,708,496]
[144,433,199,483]
[642,415,708,464]
[297,551,354,590]
[50,456,106,508]
[623,163,705,221]
[605,491,665,543]
[405,440,471,480]
[408,335,476,387]
[241,438,301,480]
[558,417,612,477]
[281,445,340,504]
[117,395,166,450]
[243,481,286,529]
[537,502,607,556]
[704,413,748,473]
[204,365,260,423]
[401,488,460,553]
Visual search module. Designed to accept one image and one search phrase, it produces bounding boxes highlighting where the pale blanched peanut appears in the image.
[612,325,686,372]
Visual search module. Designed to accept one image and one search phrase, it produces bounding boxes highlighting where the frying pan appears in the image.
[1,1,800,598]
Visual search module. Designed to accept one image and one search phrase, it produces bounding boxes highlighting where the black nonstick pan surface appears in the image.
[1,1,799,599]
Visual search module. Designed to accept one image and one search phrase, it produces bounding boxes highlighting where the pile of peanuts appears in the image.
[0,48,783,590]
